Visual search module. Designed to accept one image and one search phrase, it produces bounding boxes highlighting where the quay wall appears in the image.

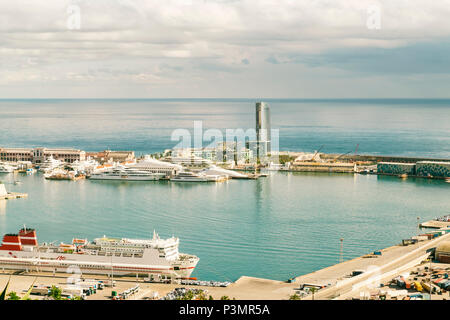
[321,154,450,164]
[289,163,355,173]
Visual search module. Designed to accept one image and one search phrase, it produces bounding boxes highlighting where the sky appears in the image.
[1,0,450,98]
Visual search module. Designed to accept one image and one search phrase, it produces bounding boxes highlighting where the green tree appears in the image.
[208,295,214,300]
[220,295,230,300]
[289,294,301,300]
[49,285,62,300]
[7,291,20,300]
[178,290,194,300]
[197,291,207,300]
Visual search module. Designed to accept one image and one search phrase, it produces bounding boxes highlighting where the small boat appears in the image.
[399,174,408,179]
[446,178,450,183]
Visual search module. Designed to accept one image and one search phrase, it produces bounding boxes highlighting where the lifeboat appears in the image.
[59,243,75,253]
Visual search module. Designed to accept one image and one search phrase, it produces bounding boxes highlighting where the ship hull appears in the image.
[0,251,198,278]
[89,175,161,181]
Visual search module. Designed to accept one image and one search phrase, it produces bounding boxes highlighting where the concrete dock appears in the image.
[420,220,450,229]
[0,183,27,200]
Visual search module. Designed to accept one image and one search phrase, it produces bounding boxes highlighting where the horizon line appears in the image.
[1,97,450,101]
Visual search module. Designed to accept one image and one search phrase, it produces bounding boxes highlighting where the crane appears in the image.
[310,145,324,162]
[333,151,351,163]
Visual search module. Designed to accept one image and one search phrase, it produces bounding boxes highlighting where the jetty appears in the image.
[0,183,28,200]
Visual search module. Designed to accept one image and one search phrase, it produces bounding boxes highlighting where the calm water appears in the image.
[0,99,449,281]
[0,99,449,158]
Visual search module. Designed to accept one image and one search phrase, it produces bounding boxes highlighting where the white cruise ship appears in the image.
[0,227,199,279]
[89,166,165,181]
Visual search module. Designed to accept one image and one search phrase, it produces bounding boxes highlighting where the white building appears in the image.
[129,156,182,177]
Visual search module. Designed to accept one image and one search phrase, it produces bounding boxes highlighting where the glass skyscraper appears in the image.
[256,101,271,160]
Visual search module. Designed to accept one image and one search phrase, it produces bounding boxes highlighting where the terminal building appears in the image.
[377,162,416,175]
[377,161,450,178]
[0,147,86,164]
[416,161,450,178]
[129,156,182,177]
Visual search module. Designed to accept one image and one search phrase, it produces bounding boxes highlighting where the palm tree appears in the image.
[310,287,317,300]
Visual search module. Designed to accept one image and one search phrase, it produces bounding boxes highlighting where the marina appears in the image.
[0,169,448,283]
[0,99,449,301]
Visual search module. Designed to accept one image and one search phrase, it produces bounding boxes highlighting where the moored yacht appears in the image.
[89,166,165,181]
[0,163,15,173]
[38,156,63,173]
[170,171,225,182]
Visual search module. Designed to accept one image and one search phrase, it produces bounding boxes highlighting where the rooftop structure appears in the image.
[129,156,182,177]
[86,150,135,164]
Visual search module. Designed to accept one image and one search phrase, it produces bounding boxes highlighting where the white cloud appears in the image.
[1,0,450,97]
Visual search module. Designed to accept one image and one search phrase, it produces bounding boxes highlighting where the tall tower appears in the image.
[256,101,271,161]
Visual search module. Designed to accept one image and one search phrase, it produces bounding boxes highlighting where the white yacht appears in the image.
[38,156,63,173]
[0,163,15,173]
[70,158,99,174]
[170,171,224,182]
[89,166,165,181]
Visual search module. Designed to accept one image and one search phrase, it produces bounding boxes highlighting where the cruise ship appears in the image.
[0,227,199,279]
[89,167,165,181]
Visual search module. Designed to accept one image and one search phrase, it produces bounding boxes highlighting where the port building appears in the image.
[377,161,450,178]
[0,147,85,164]
[416,161,450,178]
[129,156,182,177]
[377,162,416,175]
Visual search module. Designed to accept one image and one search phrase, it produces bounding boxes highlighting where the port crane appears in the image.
[333,151,351,163]
[310,145,324,162]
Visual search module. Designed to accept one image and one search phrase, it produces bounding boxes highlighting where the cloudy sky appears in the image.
[1,0,450,98]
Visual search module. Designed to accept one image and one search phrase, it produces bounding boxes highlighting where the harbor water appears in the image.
[0,99,449,281]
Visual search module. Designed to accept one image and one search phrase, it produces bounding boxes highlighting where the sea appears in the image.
[0,98,449,281]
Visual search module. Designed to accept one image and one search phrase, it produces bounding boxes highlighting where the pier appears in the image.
[0,183,27,200]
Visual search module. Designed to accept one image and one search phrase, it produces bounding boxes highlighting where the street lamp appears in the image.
[417,217,420,236]
[340,238,344,264]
